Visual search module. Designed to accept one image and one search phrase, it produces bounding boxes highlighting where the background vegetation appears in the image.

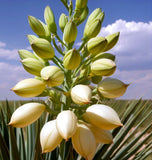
[0,99,152,160]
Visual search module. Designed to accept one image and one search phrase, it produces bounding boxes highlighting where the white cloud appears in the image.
[0,41,31,60]
[0,62,33,100]
[0,41,19,60]
[99,20,152,70]
[0,41,6,47]
[98,20,152,99]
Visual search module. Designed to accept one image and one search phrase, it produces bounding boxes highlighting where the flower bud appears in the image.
[11,78,46,97]
[21,58,44,76]
[95,11,105,23]
[39,20,51,42]
[31,38,54,59]
[28,16,46,36]
[27,34,38,44]
[63,48,81,70]
[76,6,89,25]
[8,102,46,128]
[87,124,113,144]
[63,21,77,43]
[98,78,129,98]
[40,120,62,153]
[44,6,57,34]
[71,84,92,105]
[91,58,116,76]
[72,122,96,160]
[59,13,68,32]
[56,110,77,140]
[86,8,102,25]
[84,104,123,130]
[83,19,101,40]
[76,0,88,9]
[18,49,37,60]
[87,36,107,55]
[41,66,64,87]
[103,32,120,52]
[93,53,115,62]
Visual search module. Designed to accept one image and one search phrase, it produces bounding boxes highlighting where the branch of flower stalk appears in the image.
[52,37,64,56]
[70,105,89,110]
[52,56,64,71]
[60,0,69,11]
[44,60,50,66]
[54,33,66,47]
[45,103,59,115]
[53,86,66,92]
[55,55,63,64]
[78,40,86,52]
[68,0,73,17]
[64,70,72,90]
[66,41,75,50]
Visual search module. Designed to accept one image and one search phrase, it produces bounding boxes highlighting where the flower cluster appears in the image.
[9,0,129,159]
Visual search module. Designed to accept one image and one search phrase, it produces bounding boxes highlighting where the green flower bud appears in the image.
[39,20,51,42]
[28,16,46,36]
[44,6,57,34]
[95,11,105,23]
[86,8,102,25]
[93,53,116,62]
[41,66,64,87]
[59,13,68,32]
[63,48,81,70]
[83,19,101,40]
[76,0,88,9]
[18,49,37,60]
[103,32,120,52]
[91,75,102,84]
[91,58,116,76]
[76,6,89,25]
[63,21,77,43]
[27,34,38,44]
[9,102,46,128]
[21,58,44,76]
[98,78,129,98]
[11,78,46,98]
[31,38,54,59]
[87,36,107,55]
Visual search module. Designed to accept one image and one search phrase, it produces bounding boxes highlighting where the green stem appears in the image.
[54,34,66,47]
[52,38,64,56]
[60,0,69,11]
[68,0,73,18]
[78,41,86,52]
[53,86,65,92]
[45,104,59,115]
[52,57,64,71]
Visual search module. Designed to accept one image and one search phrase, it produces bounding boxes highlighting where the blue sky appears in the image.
[0,0,152,100]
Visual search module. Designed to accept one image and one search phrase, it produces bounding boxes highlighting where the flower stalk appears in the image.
[9,0,129,159]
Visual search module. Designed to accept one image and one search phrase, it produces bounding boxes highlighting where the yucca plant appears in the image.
[0,100,152,160]
[0,0,152,159]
